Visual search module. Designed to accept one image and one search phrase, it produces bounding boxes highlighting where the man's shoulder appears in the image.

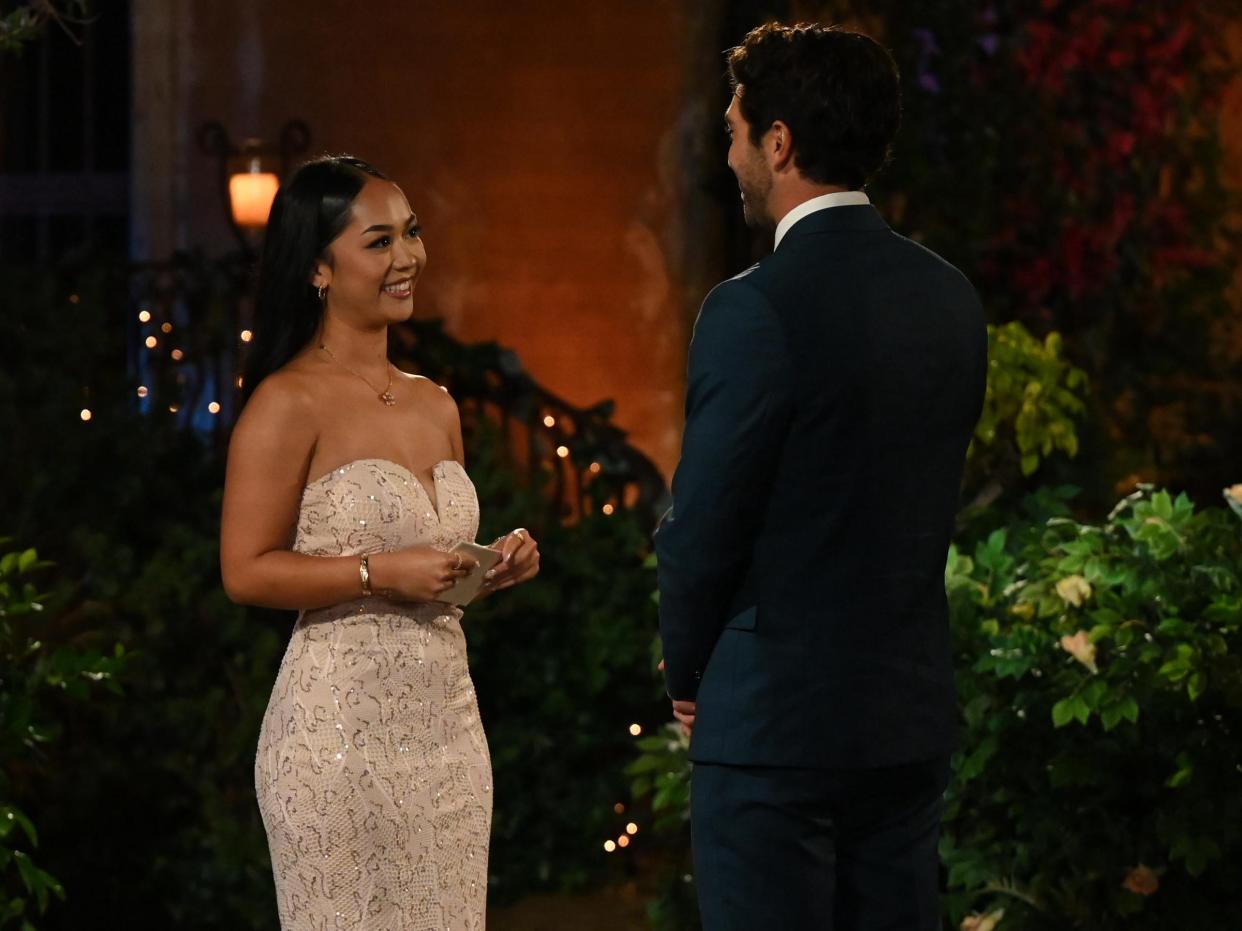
[700,263,787,324]
[884,230,979,295]
[700,264,769,311]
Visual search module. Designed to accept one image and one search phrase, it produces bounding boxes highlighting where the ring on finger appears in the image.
[452,553,463,570]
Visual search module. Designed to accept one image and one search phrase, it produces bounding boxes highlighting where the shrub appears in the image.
[0,543,125,928]
[942,485,1242,928]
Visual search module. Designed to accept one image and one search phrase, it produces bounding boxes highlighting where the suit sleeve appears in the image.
[655,279,793,700]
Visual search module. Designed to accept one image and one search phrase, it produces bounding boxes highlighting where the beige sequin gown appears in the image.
[255,458,492,931]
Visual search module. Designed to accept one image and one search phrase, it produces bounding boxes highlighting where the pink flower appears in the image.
[1122,864,1159,896]
[1059,630,1098,674]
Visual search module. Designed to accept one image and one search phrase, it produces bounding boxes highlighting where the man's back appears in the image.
[670,204,987,768]
[658,24,988,929]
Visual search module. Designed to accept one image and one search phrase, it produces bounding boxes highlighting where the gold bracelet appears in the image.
[359,553,373,596]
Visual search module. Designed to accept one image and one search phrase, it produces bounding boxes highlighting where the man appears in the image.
[655,22,987,931]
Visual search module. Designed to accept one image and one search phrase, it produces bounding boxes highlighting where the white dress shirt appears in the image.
[773,190,871,250]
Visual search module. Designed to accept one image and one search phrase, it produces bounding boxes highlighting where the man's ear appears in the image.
[764,120,796,174]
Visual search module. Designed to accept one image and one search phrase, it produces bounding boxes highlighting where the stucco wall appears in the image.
[133,0,700,476]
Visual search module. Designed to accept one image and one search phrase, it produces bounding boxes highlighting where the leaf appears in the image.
[1166,752,1194,789]
[1151,490,1174,520]
[1100,704,1124,731]
[1051,698,1075,728]
[1072,694,1091,725]
[16,549,37,573]
[1187,671,1206,701]
[0,807,37,847]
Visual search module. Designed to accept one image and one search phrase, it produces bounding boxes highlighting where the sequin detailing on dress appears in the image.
[255,459,491,930]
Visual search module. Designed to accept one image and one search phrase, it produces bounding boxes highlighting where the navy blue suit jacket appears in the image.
[655,204,987,768]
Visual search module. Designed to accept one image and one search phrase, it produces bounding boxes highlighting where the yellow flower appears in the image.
[1224,485,1242,509]
[1060,630,1098,674]
[1122,864,1159,896]
[960,908,1005,931]
[1010,602,1035,619]
[1055,574,1092,607]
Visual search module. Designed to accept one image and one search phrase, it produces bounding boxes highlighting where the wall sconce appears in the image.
[198,120,311,254]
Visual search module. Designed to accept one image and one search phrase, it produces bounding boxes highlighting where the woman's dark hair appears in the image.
[726,23,901,190]
[241,155,388,402]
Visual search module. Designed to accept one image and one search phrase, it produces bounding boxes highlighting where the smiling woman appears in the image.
[218,154,541,930]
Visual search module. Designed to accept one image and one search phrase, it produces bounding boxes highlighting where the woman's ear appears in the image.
[309,259,331,291]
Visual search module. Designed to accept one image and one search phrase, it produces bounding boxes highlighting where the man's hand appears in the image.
[672,699,696,738]
[659,659,697,737]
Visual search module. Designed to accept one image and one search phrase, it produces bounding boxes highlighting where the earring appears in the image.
[317,285,326,300]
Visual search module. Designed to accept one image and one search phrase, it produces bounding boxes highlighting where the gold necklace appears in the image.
[319,343,397,406]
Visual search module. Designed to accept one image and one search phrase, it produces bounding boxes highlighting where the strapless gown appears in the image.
[255,458,492,931]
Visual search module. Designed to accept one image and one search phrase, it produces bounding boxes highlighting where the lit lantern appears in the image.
[198,120,309,254]
[229,157,280,229]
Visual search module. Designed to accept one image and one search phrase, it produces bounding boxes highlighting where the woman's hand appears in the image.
[482,528,540,593]
[369,546,478,603]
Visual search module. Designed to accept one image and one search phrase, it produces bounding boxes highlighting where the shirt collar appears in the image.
[773,190,871,250]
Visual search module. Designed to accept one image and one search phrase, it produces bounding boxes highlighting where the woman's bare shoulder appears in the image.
[232,365,323,456]
[396,370,458,409]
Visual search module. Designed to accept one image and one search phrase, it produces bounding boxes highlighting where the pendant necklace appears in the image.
[319,343,397,406]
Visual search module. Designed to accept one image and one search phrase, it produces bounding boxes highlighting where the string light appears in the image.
[617,835,630,848]
[589,462,601,474]
[161,322,173,334]
[208,401,221,414]
[235,376,244,388]
[79,408,92,421]
[543,415,555,428]
[138,309,151,323]
[69,294,80,304]
[240,329,253,343]
[603,840,616,853]
[145,336,158,349]
[556,446,570,459]
[603,504,615,516]
[168,404,179,413]
[628,723,641,736]
[626,823,638,835]
[171,349,184,361]
[136,386,149,398]
[613,803,625,814]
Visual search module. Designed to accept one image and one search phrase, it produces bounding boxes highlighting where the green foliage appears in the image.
[0,2,91,53]
[626,724,690,835]
[452,425,665,901]
[969,322,1088,483]
[942,486,1242,928]
[0,543,125,929]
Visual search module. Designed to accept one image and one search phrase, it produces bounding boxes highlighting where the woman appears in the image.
[220,155,539,930]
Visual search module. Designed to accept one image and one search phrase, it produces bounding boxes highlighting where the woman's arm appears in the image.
[219,374,366,610]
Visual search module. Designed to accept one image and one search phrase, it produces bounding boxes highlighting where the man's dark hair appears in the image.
[727,22,901,189]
